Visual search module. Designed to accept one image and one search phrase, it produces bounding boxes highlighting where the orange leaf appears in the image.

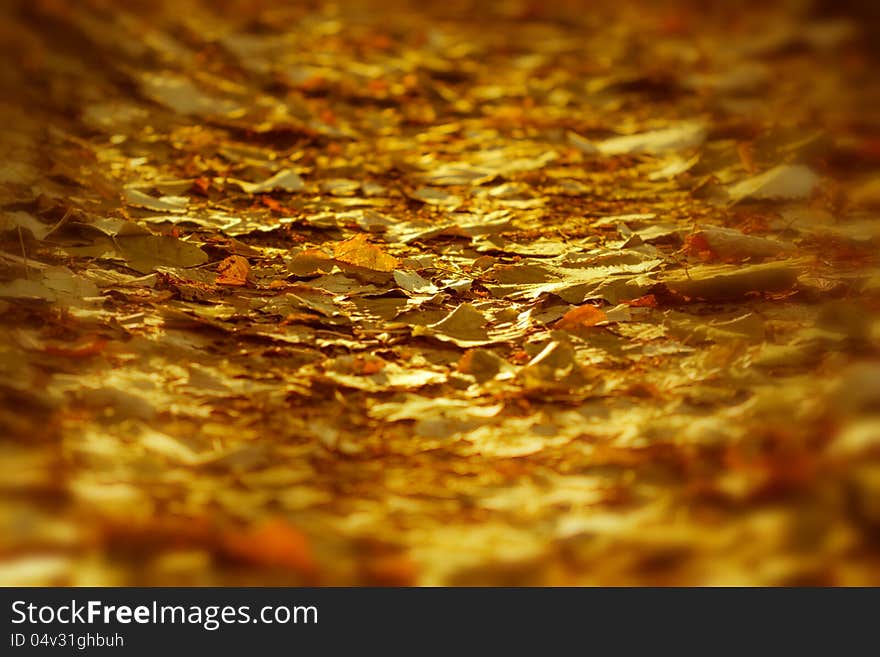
[356,356,385,375]
[626,294,658,308]
[683,232,714,261]
[555,304,607,330]
[260,195,284,212]
[222,518,317,578]
[191,176,211,196]
[216,255,250,286]
[363,554,417,586]
[510,349,530,364]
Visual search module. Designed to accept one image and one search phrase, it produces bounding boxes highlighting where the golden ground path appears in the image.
[1,0,879,585]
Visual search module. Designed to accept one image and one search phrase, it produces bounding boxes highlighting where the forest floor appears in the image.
[1,0,880,585]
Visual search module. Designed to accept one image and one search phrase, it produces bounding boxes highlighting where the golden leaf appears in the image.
[333,234,399,272]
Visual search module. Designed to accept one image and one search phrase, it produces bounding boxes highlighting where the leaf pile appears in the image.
[1,0,879,585]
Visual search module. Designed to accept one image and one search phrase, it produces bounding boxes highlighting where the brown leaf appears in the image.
[216,255,250,286]
[626,294,658,308]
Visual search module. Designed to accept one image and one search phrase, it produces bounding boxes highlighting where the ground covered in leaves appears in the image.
[1,0,880,585]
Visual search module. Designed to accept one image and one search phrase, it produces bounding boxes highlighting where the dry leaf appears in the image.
[222,518,316,578]
[597,122,706,155]
[555,304,608,330]
[333,234,399,272]
[727,165,820,203]
[421,303,490,347]
[216,255,250,286]
[229,169,305,194]
[662,260,804,299]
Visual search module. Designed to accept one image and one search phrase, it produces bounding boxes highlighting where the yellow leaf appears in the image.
[333,234,399,272]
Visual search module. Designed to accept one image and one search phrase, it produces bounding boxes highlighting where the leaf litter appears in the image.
[0,0,879,586]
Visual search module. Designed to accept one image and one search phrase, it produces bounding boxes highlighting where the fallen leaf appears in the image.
[597,122,706,155]
[393,269,438,294]
[141,72,241,116]
[288,249,336,276]
[687,227,796,261]
[222,518,317,578]
[0,211,51,240]
[555,304,608,330]
[727,165,820,203]
[662,260,804,299]
[124,188,189,213]
[116,234,209,274]
[458,348,515,383]
[229,169,305,194]
[333,234,399,272]
[408,187,463,207]
[216,255,250,286]
[421,303,490,347]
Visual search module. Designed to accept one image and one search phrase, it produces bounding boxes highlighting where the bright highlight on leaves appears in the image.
[332,234,399,272]
[555,304,608,330]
